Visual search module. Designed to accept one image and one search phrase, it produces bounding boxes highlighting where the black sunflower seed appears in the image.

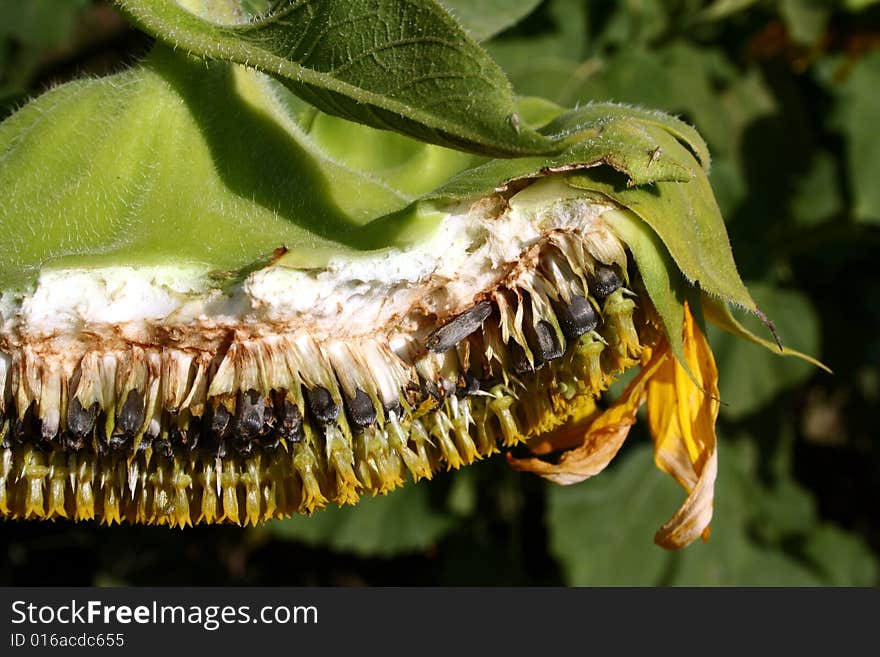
[533,320,564,361]
[277,398,304,443]
[153,438,173,458]
[593,265,623,298]
[110,389,146,449]
[59,431,84,452]
[307,386,338,424]
[554,294,598,339]
[422,379,442,401]
[346,388,377,428]
[426,301,493,353]
[382,399,403,420]
[510,339,544,374]
[107,433,130,451]
[235,389,273,442]
[210,404,233,438]
[457,373,481,397]
[67,397,98,441]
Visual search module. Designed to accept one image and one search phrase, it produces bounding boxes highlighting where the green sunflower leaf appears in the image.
[266,484,456,557]
[113,0,557,156]
[542,100,711,172]
[428,103,702,202]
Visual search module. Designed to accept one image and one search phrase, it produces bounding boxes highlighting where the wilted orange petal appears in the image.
[646,301,720,549]
[507,345,669,485]
[654,447,717,548]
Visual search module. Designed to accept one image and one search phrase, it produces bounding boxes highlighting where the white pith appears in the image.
[1,179,619,350]
[0,178,630,429]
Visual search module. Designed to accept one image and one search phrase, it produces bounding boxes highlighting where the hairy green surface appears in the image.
[114,0,557,156]
[0,46,475,289]
[429,103,708,198]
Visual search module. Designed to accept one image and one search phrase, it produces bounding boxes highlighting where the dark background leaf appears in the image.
[710,283,820,420]
[266,485,457,558]
[547,441,876,586]
[439,0,543,42]
[832,52,880,223]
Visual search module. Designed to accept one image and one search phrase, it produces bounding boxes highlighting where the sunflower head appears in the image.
[498,127,827,548]
[0,1,824,546]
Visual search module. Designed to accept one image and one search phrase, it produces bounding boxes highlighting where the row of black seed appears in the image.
[426,264,624,373]
[1,385,363,458]
[0,265,624,458]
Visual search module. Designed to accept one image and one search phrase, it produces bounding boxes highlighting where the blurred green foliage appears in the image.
[1,0,878,586]
[0,0,90,106]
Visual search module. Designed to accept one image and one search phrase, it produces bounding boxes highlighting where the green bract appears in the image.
[0,46,478,290]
